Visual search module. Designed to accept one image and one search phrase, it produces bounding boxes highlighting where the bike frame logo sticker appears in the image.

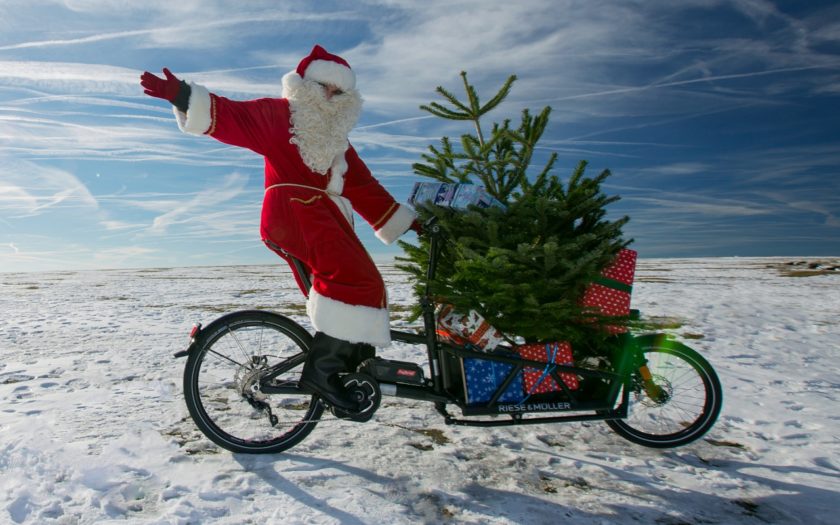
[497,402,572,413]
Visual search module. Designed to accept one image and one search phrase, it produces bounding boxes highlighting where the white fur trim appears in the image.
[304,59,356,91]
[281,71,303,98]
[375,204,416,245]
[328,194,354,228]
[307,289,390,346]
[173,82,212,135]
[327,153,347,195]
[326,152,354,227]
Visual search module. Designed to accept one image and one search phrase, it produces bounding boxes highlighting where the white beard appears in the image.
[283,73,362,175]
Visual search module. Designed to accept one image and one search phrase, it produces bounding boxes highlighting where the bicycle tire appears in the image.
[183,310,323,454]
[605,336,722,448]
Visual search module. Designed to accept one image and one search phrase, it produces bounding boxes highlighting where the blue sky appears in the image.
[1,0,838,273]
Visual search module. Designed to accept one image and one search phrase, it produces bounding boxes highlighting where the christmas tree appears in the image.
[397,72,631,351]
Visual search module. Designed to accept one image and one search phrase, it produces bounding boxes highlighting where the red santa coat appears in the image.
[173,83,415,346]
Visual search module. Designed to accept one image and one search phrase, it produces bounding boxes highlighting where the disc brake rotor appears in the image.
[635,374,673,408]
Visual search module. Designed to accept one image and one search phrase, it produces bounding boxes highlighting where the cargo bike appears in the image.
[175,218,722,454]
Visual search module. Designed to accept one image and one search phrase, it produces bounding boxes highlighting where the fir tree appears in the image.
[397,73,631,350]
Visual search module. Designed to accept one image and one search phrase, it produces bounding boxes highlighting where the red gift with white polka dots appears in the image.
[517,341,580,394]
[579,249,637,334]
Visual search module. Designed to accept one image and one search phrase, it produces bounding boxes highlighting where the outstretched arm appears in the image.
[140,68,280,155]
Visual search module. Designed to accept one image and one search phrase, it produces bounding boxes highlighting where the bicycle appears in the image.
[174,218,723,453]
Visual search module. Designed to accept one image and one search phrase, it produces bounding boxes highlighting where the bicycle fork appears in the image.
[637,363,667,403]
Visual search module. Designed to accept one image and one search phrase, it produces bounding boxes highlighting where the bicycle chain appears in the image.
[259,398,422,426]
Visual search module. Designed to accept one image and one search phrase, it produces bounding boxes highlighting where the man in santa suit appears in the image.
[140,45,417,412]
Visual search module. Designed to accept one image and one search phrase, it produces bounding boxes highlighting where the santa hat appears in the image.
[294,44,356,92]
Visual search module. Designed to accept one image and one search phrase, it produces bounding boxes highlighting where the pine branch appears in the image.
[480,74,516,114]
[436,84,472,113]
[456,72,486,147]
[420,102,472,121]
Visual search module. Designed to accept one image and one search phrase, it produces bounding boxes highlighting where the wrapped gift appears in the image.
[435,328,467,346]
[600,248,637,284]
[463,358,525,404]
[408,182,506,210]
[437,304,506,352]
[580,248,637,334]
[518,341,579,394]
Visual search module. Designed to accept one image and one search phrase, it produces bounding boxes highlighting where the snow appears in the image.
[1,257,838,524]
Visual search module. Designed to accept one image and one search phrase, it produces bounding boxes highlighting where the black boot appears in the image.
[299,332,359,411]
[350,343,376,371]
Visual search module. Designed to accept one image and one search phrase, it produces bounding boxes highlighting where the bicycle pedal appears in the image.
[331,405,375,422]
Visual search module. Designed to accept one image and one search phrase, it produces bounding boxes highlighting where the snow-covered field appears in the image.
[1,257,838,524]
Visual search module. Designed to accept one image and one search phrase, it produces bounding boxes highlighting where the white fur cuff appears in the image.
[173,82,212,135]
[307,289,391,347]
[375,204,416,245]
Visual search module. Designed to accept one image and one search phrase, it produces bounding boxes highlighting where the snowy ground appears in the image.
[1,257,839,524]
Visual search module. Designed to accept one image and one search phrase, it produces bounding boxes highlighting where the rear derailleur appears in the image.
[236,357,279,427]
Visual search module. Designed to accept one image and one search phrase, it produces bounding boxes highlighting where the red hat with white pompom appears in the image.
[295,44,356,91]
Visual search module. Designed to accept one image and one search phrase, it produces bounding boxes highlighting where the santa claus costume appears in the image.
[141,45,416,411]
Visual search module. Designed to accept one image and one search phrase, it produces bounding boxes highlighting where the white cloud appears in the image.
[0,61,141,95]
[637,163,712,177]
[0,109,261,168]
[626,195,772,218]
[0,185,38,211]
[149,172,249,234]
[93,246,157,262]
[101,220,139,231]
[756,191,840,228]
[0,3,365,52]
[0,28,167,52]
[0,160,97,217]
[0,60,285,103]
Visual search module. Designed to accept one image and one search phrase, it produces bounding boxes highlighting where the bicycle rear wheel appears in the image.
[183,310,323,454]
[606,336,722,448]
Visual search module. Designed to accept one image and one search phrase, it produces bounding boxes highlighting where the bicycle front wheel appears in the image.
[183,310,323,454]
[606,336,722,448]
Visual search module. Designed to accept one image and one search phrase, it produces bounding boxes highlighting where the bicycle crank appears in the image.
[329,372,381,423]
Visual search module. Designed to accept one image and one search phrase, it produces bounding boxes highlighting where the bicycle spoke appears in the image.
[226,325,255,365]
[206,348,247,369]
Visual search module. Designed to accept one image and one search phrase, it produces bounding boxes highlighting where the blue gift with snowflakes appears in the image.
[408,182,506,210]
[463,358,524,405]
